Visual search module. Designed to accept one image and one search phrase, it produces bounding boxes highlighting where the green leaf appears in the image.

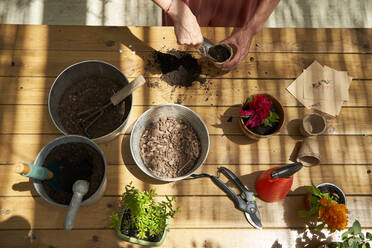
[342,230,351,240]
[359,232,365,240]
[366,232,372,240]
[313,223,325,231]
[352,220,362,235]
[298,210,311,217]
[115,183,180,239]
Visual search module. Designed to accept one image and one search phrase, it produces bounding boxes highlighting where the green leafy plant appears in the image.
[330,220,372,248]
[110,183,179,240]
[298,186,348,232]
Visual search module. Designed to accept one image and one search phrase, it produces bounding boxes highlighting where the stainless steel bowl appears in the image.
[48,60,132,144]
[33,135,107,207]
[130,104,210,182]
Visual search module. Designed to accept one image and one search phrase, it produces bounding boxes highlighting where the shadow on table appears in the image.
[283,186,333,248]
[212,105,259,145]
[271,240,283,248]
[0,216,35,247]
[287,118,303,140]
[225,170,263,193]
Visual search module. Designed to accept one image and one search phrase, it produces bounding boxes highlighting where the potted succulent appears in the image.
[329,220,372,248]
[110,183,179,246]
[239,94,284,140]
[299,184,348,233]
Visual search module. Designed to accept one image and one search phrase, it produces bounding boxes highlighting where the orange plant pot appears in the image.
[239,94,285,140]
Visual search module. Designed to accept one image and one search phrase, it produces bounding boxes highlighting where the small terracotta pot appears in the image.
[239,94,285,140]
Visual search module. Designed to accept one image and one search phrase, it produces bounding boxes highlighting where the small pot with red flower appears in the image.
[239,94,284,140]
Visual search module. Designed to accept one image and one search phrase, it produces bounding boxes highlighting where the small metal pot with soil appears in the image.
[130,104,210,182]
[239,94,285,140]
[32,135,107,225]
[48,60,133,143]
[305,183,347,210]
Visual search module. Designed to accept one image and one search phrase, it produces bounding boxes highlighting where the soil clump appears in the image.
[153,50,205,87]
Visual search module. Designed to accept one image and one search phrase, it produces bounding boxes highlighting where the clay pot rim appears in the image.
[239,94,285,139]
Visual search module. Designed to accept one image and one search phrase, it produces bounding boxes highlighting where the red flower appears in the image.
[239,95,272,128]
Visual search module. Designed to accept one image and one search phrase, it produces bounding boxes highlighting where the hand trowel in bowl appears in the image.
[15,162,61,190]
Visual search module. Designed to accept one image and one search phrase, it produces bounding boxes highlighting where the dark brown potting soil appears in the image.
[58,76,131,139]
[121,209,163,242]
[139,117,201,178]
[42,142,105,205]
[153,50,205,87]
[208,45,231,62]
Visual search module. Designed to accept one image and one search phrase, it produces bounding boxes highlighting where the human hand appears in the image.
[169,2,203,48]
[220,28,254,71]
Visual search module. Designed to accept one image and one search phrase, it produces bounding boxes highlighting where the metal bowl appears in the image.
[48,60,132,143]
[130,104,210,182]
[33,135,107,207]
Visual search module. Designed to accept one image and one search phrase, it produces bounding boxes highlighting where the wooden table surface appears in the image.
[0,25,371,248]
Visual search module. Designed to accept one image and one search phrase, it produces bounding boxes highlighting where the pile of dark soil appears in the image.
[121,209,163,242]
[139,117,201,178]
[42,142,105,205]
[58,76,131,139]
[153,50,205,87]
[208,45,231,62]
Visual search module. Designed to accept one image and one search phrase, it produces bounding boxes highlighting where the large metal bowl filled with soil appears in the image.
[32,135,107,208]
[48,60,132,143]
[130,104,210,182]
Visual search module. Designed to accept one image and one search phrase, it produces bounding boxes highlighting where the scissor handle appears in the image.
[210,175,249,212]
[218,167,250,196]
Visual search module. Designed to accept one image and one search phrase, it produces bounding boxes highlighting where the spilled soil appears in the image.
[153,50,205,87]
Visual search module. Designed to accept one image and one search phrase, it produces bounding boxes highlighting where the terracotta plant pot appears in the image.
[239,94,285,140]
[116,211,169,246]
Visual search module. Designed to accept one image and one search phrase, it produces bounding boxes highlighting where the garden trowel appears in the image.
[15,162,61,190]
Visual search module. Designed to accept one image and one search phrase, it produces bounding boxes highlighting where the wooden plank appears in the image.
[1,164,371,197]
[0,105,370,135]
[1,195,371,229]
[1,50,372,79]
[0,77,370,107]
[0,25,371,53]
[0,134,370,165]
[3,228,370,248]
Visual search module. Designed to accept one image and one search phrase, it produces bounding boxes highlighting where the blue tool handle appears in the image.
[218,167,250,195]
[22,163,51,180]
